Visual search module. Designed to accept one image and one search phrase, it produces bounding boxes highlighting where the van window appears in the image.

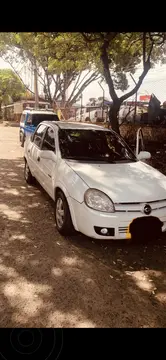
[20,114,26,123]
[31,113,59,127]
[26,114,32,125]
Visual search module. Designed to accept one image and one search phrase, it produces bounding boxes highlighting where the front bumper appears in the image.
[70,199,166,240]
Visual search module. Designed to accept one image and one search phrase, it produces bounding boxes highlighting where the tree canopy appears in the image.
[80,32,166,132]
[0,32,166,131]
[0,32,101,107]
[0,68,25,106]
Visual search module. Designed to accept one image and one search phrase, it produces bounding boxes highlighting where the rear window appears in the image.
[31,113,59,127]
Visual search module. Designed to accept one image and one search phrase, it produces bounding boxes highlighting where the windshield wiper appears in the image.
[114,158,137,163]
[64,156,115,163]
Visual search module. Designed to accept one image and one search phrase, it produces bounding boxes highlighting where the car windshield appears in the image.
[58,129,137,163]
[31,114,59,127]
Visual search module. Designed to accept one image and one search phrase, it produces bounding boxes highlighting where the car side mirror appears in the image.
[137,151,151,161]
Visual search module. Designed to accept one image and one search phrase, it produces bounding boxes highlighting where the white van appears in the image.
[76,108,107,123]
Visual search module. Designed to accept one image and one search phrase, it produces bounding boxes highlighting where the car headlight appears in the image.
[84,189,115,213]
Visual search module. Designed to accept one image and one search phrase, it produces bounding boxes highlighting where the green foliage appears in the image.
[0,69,25,105]
[0,32,166,117]
[0,32,100,106]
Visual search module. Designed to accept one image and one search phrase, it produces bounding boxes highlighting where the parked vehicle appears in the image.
[75,107,107,123]
[24,121,166,241]
[19,109,59,147]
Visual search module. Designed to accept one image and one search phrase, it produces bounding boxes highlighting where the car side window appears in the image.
[26,114,32,125]
[42,127,55,152]
[33,124,47,148]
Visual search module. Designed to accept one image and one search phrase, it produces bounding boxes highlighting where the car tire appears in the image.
[55,191,75,236]
[24,160,35,185]
[21,133,25,147]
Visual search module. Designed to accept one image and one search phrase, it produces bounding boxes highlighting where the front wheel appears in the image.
[24,160,35,185]
[54,191,75,236]
[20,132,25,147]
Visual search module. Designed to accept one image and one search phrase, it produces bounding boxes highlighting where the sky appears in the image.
[1,57,166,105]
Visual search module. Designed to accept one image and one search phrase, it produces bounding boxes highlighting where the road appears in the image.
[0,123,166,327]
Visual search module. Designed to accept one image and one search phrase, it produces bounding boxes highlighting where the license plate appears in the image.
[128,216,163,241]
[126,219,135,239]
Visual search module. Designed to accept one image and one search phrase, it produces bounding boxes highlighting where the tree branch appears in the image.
[67,72,82,104]
[119,33,155,104]
[74,69,92,88]
[143,32,146,65]
[119,63,150,103]
[147,41,154,62]
[82,33,102,43]
[67,72,101,106]
[45,70,52,103]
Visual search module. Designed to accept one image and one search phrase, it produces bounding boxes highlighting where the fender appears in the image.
[55,181,79,231]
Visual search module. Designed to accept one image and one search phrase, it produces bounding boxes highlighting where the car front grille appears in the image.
[118,226,128,233]
[115,199,166,213]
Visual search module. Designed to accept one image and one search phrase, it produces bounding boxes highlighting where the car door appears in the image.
[39,126,57,199]
[27,124,47,183]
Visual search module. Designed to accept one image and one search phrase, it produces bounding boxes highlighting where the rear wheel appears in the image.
[24,160,35,185]
[55,191,75,236]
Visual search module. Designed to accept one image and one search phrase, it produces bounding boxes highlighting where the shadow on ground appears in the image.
[0,158,166,327]
[3,121,20,128]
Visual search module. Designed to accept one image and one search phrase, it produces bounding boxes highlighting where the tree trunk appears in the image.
[109,100,121,134]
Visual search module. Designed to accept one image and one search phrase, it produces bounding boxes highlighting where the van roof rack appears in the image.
[25,107,55,112]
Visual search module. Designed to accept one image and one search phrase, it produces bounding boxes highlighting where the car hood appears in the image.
[66,160,166,203]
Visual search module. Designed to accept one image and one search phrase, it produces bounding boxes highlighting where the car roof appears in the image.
[41,121,109,131]
[22,109,56,115]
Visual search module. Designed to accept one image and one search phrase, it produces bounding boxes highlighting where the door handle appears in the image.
[37,156,40,162]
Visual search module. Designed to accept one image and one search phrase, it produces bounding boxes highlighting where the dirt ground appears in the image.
[0,123,166,328]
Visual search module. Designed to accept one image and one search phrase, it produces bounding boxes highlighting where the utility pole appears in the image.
[78,92,83,122]
[80,93,83,122]
[34,59,39,109]
[130,73,137,122]
[76,86,84,122]
[98,81,105,120]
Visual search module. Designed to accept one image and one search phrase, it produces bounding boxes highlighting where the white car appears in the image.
[24,121,166,241]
